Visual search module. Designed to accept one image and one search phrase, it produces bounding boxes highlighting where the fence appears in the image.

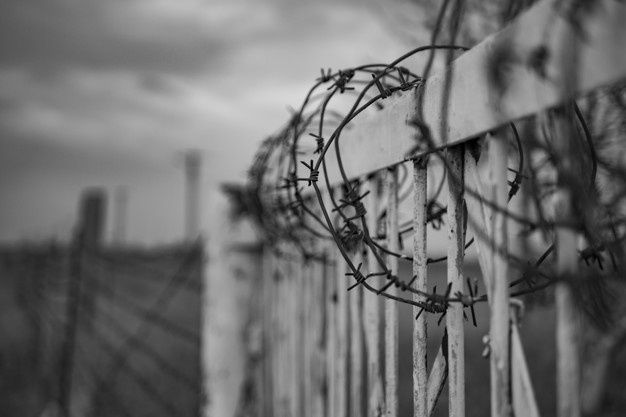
[206,1,626,417]
[0,190,203,417]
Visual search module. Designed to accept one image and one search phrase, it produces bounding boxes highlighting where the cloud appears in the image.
[0,0,226,75]
[0,0,420,243]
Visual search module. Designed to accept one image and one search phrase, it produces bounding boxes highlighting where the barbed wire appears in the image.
[81,263,202,345]
[28,302,136,417]
[86,240,202,408]
[25,241,203,416]
[77,297,198,390]
[235,0,626,326]
[83,249,202,292]
[75,320,183,417]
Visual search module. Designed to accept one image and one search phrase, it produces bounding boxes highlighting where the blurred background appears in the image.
[1,1,624,417]
[0,0,439,245]
[0,1,436,416]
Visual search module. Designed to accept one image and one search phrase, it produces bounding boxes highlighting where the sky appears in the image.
[0,0,431,244]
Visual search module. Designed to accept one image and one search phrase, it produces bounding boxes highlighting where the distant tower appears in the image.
[112,186,128,245]
[184,150,202,241]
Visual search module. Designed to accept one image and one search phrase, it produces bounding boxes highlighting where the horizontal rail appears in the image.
[307,0,626,186]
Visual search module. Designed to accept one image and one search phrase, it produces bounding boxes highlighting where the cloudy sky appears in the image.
[0,0,431,244]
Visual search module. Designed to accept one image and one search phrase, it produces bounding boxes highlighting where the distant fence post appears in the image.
[77,188,107,248]
[202,191,262,417]
[58,188,106,417]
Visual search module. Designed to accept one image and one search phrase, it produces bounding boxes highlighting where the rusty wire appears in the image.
[237,0,626,326]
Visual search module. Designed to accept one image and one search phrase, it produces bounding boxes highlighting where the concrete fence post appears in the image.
[202,191,262,417]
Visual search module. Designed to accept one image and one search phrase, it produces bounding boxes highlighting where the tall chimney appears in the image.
[184,150,202,241]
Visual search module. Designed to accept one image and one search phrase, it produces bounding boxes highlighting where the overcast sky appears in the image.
[0,0,432,244]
